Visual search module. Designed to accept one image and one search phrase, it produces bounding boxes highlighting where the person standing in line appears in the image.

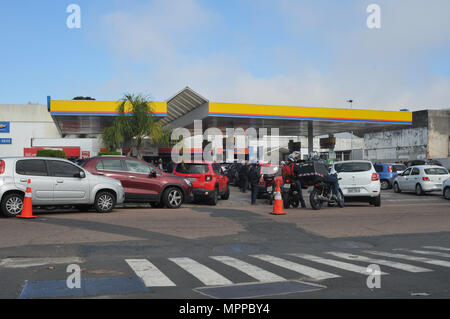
[248,162,261,205]
[239,161,249,193]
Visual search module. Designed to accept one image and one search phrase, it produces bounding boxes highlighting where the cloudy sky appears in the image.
[1,0,449,110]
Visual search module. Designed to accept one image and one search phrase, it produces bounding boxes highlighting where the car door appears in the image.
[398,168,412,190]
[14,159,54,205]
[123,160,161,202]
[94,159,128,185]
[48,160,90,203]
[408,167,421,190]
[212,164,226,191]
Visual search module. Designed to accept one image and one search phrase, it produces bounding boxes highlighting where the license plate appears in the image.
[283,184,291,189]
[188,178,196,182]
[267,186,273,192]
[347,188,360,193]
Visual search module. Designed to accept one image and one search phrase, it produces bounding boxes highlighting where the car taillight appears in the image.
[388,166,392,173]
[0,160,5,175]
[286,179,290,183]
[372,173,379,181]
[205,175,212,181]
[422,177,430,181]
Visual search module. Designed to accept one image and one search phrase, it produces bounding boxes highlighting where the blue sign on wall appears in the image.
[0,138,12,145]
[0,122,10,133]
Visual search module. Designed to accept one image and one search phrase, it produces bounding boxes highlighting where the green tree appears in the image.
[102,94,172,159]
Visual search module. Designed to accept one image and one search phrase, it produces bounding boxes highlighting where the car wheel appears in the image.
[380,180,390,190]
[372,195,381,207]
[444,187,450,200]
[393,182,401,193]
[163,188,183,209]
[221,184,230,200]
[415,184,424,196]
[209,188,218,206]
[94,191,115,213]
[1,193,24,218]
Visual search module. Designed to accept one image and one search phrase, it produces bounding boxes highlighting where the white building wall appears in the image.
[0,104,60,157]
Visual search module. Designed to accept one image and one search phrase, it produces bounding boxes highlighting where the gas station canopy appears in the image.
[49,87,412,137]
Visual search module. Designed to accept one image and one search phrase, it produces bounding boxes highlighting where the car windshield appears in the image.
[334,162,372,173]
[175,163,209,174]
[424,168,449,175]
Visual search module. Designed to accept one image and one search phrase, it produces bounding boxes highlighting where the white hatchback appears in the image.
[329,160,381,206]
[393,165,450,196]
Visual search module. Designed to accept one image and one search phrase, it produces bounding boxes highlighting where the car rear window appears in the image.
[334,162,372,173]
[424,168,449,175]
[374,165,384,173]
[175,163,209,174]
[392,165,406,172]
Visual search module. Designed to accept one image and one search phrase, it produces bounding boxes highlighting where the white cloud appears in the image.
[93,0,450,111]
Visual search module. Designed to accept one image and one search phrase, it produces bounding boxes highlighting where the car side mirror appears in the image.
[150,171,157,178]
[75,171,86,178]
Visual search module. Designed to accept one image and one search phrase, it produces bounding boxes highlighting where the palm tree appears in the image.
[102,94,173,159]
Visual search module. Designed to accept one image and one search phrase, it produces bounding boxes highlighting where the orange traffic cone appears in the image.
[271,177,286,215]
[17,179,36,219]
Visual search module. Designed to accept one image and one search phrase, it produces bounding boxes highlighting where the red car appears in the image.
[173,162,230,205]
[82,156,193,208]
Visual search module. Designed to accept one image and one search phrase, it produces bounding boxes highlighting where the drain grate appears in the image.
[195,280,325,299]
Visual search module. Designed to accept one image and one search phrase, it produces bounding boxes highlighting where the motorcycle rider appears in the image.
[282,151,306,208]
[308,152,340,202]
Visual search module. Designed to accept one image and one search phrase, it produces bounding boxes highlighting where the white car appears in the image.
[393,165,450,196]
[443,178,450,200]
[329,160,381,206]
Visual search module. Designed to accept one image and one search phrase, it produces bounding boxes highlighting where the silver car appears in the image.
[0,157,125,217]
[393,165,450,196]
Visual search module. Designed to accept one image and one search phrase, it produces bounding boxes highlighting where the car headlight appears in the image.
[184,179,192,186]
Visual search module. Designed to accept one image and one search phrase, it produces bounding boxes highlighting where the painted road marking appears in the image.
[210,256,286,283]
[0,257,84,268]
[326,252,432,273]
[394,249,450,258]
[169,257,233,286]
[250,254,339,280]
[125,259,176,287]
[423,246,450,252]
[289,253,388,275]
[364,251,450,268]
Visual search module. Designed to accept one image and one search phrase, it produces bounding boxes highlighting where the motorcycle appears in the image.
[309,178,344,210]
[263,174,275,205]
[281,179,300,209]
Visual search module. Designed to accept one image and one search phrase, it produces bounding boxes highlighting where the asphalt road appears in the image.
[0,187,449,300]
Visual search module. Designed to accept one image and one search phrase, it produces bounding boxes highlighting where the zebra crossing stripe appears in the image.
[250,254,339,280]
[125,259,176,287]
[289,253,388,275]
[364,251,450,268]
[210,256,286,283]
[394,249,450,258]
[326,252,432,273]
[422,246,450,252]
[169,257,233,286]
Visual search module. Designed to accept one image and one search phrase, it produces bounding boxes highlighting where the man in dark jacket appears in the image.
[239,162,249,193]
[248,163,261,205]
